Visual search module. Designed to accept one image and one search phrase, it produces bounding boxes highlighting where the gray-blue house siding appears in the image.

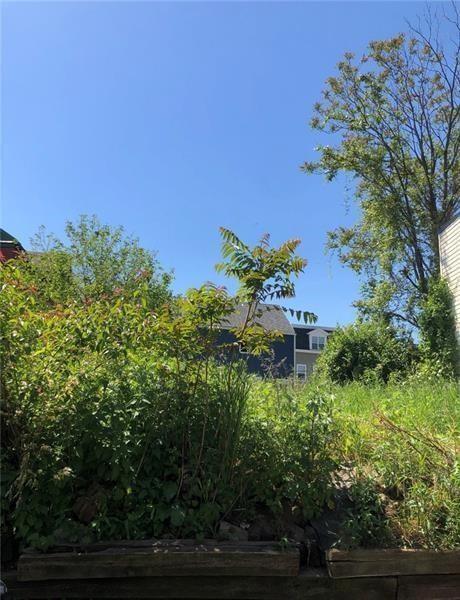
[217,328,295,377]
[218,304,334,377]
[217,303,295,376]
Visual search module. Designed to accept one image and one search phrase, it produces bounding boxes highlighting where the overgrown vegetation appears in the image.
[1,220,331,552]
[419,278,459,378]
[1,216,458,558]
[254,378,460,550]
[332,379,460,549]
[314,320,415,383]
[29,215,172,308]
[2,2,459,566]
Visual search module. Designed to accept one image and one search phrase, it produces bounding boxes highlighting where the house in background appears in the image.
[0,229,24,263]
[219,303,334,378]
[293,323,334,379]
[439,214,460,359]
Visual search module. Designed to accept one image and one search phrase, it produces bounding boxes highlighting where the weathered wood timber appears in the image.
[3,569,398,600]
[326,548,460,578]
[17,541,300,582]
[29,539,293,554]
[6,544,459,599]
[398,574,460,600]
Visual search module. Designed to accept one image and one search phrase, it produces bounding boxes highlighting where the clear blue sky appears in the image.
[2,1,431,325]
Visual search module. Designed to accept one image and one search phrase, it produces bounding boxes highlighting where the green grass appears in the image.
[332,379,459,433]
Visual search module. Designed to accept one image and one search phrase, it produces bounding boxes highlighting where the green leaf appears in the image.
[162,481,178,501]
[170,505,186,527]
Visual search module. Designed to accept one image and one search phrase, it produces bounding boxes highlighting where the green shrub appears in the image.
[29,215,172,308]
[248,380,337,519]
[342,476,394,549]
[4,219,454,553]
[419,277,458,378]
[315,320,414,383]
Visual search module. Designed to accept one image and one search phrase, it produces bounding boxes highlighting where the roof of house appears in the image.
[0,228,24,249]
[293,324,335,332]
[220,303,295,336]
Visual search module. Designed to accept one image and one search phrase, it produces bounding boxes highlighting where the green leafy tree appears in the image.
[30,215,172,308]
[303,7,460,332]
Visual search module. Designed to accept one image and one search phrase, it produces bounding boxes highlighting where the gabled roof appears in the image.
[293,324,335,333]
[220,303,295,336]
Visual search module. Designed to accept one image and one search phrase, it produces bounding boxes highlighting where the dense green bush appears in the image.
[419,277,459,378]
[3,218,455,554]
[29,215,172,308]
[315,320,414,383]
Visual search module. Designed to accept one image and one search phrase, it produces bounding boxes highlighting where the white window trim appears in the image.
[296,363,307,380]
[311,335,326,351]
[309,328,328,351]
[293,333,297,374]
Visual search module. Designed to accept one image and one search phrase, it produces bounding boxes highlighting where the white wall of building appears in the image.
[439,216,460,347]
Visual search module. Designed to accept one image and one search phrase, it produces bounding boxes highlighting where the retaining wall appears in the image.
[3,541,460,599]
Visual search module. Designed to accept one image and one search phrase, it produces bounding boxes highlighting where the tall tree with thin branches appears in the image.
[304,5,460,329]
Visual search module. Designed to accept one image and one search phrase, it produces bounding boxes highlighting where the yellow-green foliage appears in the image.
[332,380,459,549]
[255,378,459,549]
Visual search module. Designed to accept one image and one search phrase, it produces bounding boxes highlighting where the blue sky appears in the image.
[2,1,432,325]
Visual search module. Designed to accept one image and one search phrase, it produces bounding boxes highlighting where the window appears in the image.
[311,335,326,351]
[296,363,307,379]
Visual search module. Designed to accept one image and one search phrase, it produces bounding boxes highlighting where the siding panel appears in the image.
[439,218,460,358]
